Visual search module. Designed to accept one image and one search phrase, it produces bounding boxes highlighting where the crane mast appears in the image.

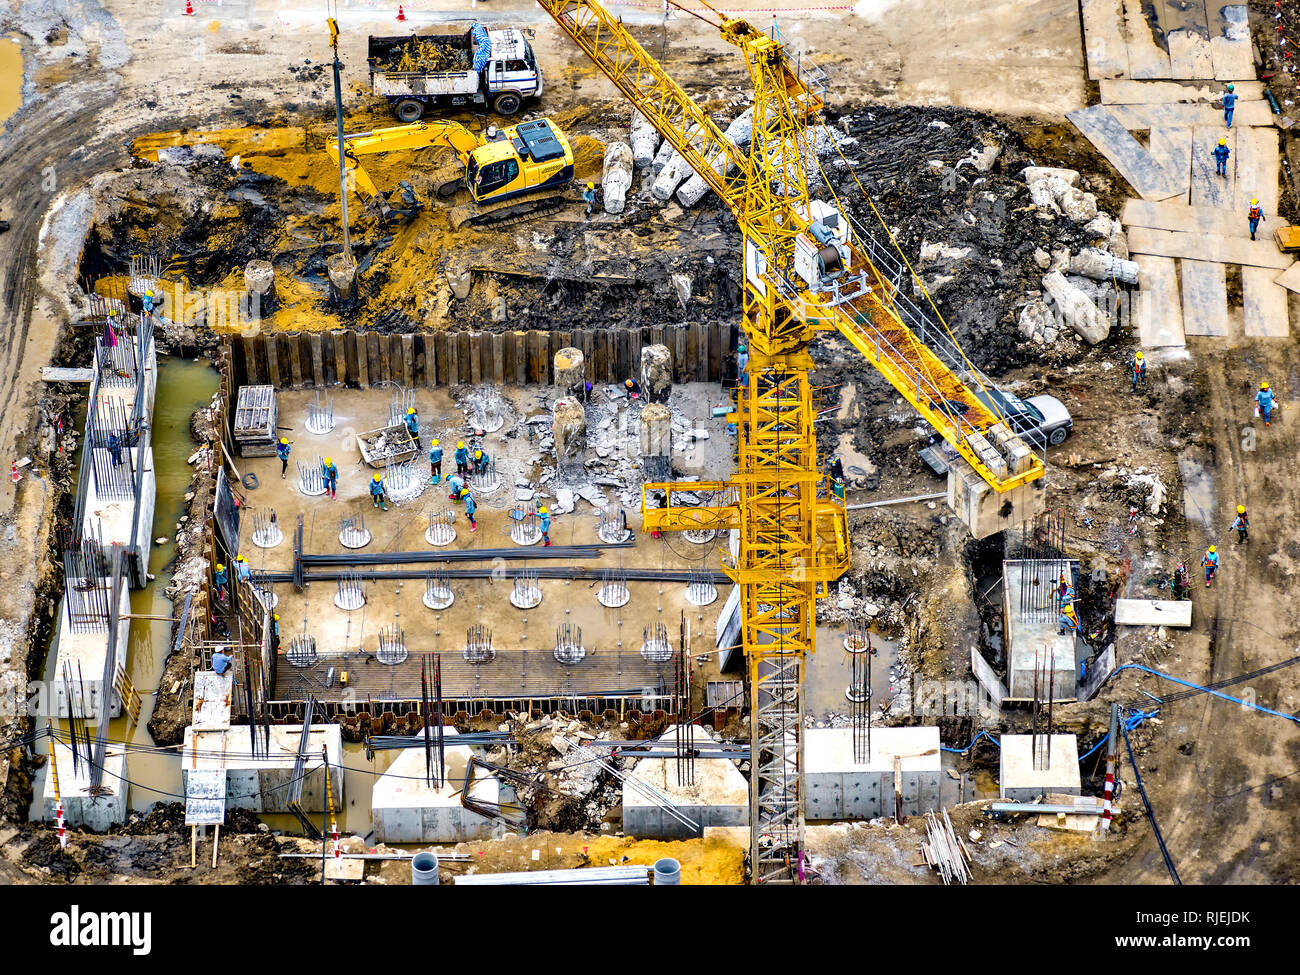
[538,0,1045,883]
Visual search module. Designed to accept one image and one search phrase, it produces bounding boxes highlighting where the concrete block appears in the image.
[42,739,128,831]
[623,725,748,839]
[1003,560,1078,701]
[181,724,343,815]
[999,734,1081,802]
[371,729,501,843]
[805,727,942,821]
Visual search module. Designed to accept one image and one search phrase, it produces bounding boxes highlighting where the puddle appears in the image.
[1177,454,1216,529]
[0,38,21,125]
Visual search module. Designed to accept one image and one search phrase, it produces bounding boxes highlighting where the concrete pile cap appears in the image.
[554,347,584,370]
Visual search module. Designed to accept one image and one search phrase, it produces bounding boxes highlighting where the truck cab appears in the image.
[480,29,543,115]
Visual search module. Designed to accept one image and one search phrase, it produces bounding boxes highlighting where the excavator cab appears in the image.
[465,118,574,205]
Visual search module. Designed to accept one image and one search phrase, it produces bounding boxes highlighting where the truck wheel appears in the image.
[492,92,522,116]
[394,99,424,123]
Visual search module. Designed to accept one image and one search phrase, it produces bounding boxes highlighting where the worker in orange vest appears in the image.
[1248,198,1265,240]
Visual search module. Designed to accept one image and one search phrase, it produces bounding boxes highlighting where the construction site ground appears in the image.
[0,0,1297,888]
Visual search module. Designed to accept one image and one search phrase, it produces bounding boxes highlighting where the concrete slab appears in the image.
[623,725,749,839]
[1147,128,1192,201]
[1192,124,1235,208]
[1114,598,1193,626]
[1123,197,1251,236]
[1124,0,1173,79]
[1135,255,1187,346]
[1242,265,1291,338]
[1273,262,1300,295]
[999,734,1082,802]
[1109,100,1272,127]
[1209,4,1255,80]
[805,726,942,821]
[53,583,131,720]
[1100,79,1263,102]
[181,724,343,814]
[371,730,501,843]
[192,670,233,731]
[1233,126,1280,214]
[1081,0,1130,80]
[1180,258,1230,336]
[42,740,128,830]
[1128,226,1293,268]
[1002,561,1077,701]
[1066,105,1183,201]
[1167,30,1216,81]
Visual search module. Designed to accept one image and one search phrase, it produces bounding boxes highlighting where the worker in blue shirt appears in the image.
[832,478,845,502]
[1233,504,1249,543]
[624,378,641,400]
[234,555,252,583]
[1213,137,1230,177]
[538,504,552,546]
[1256,382,1277,425]
[1248,198,1265,240]
[464,490,478,531]
[736,343,749,386]
[370,473,388,511]
[270,613,281,652]
[472,445,490,475]
[1201,545,1219,587]
[214,562,229,603]
[106,430,123,466]
[446,472,465,500]
[583,180,597,219]
[277,437,291,478]
[211,645,233,675]
[1222,83,1237,127]
[321,456,338,499]
[454,440,470,476]
[404,406,420,449]
[429,439,443,483]
[142,289,157,315]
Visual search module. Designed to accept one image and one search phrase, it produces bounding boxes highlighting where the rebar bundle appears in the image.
[597,567,630,608]
[383,459,426,505]
[465,623,495,664]
[298,456,326,497]
[252,509,283,548]
[685,567,718,606]
[922,810,971,885]
[844,619,872,764]
[95,318,144,386]
[305,390,335,434]
[510,568,541,609]
[1016,510,1070,624]
[286,633,318,667]
[473,385,505,433]
[339,513,372,549]
[425,508,457,546]
[509,510,541,546]
[554,623,585,665]
[469,456,501,494]
[334,571,365,611]
[640,621,671,662]
[423,571,455,610]
[388,385,416,427]
[597,505,630,544]
[683,526,717,544]
[674,616,694,787]
[1031,648,1057,772]
[128,255,162,297]
[376,624,408,665]
[63,539,110,633]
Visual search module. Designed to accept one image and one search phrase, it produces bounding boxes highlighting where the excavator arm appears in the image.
[325,120,483,208]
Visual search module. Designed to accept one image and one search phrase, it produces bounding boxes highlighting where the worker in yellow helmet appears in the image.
[1201,545,1219,587]
[429,438,443,484]
[583,180,597,219]
[1256,382,1276,426]
[404,404,421,448]
[321,456,338,499]
[538,504,551,546]
[277,436,291,478]
[270,612,281,651]
[234,554,252,583]
[1214,136,1230,177]
[1058,601,1080,635]
[454,440,470,476]
[370,472,388,511]
[1248,197,1265,240]
[214,562,229,603]
[1131,350,1146,392]
[1233,504,1249,544]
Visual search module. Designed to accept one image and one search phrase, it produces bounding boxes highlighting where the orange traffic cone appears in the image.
[396,5,406,21]
[184,0,194,14]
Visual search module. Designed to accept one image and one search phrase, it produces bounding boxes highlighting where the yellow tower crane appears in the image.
[536,0,1046,883]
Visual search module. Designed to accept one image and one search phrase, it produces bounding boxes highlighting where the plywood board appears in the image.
[1066,105,1183,200]
[1167,30,1216,80]
[1109,99,1271,127]
[1100,79,1263,103]
[1273,262,1300,294]
[1123,197,1251,236]
[1242,265,1291,337]
[1179,258,1229,336]
[1124,0,1173,79]
[1147,128,1192,201]
[1209,4,1254,80]
[1115,598,1193,626]
[1135,255,1186,346]
[1128,225,1293,267]
[1082,0,1131,79]
[1233,125,1280,214]
[1190,125,1235,209]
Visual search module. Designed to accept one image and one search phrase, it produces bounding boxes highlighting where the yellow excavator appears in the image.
[326,117,577,228]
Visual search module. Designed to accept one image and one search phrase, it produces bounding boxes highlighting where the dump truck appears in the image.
[368,23,543,122]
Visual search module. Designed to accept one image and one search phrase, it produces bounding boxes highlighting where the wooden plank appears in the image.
[1135,255,1187,346]
[708,321,722,382]
[673,327,688,382]
[1233,126,1280,215]
[1209,4,1253,81]
[1272,262,1300,295]
[355,331,369,388]
[1080,0,1130,80]
[434,332,448,387]
[414,335,429,387]
[528,330,546,384]
[1179,258,1229,336]
[445,332,458,386]
[40,367,95,382]
[401,334,415,387]
[344,331,359,387]
[1114,598,1193,626]
[578,330,594,382]
[457,333,472,384]
[1128,226,1292,268]
[1147,128,1192,202]
[266,335,281,388]
[1065,105,1183,201]
[298,334,314,387]
[366,333,382,385]
[1124,0,1172,79]
[1109,100,1271,128]
[469,332,483,385]
[1123,197,1250,236]
[288,334,305,388]
[628,327,643,386]
[240,336,260,386]
[1242,265,1291,338]
[310,333,324,387]
[1100,79,1263,103]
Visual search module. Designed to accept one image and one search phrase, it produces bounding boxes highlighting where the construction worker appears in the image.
[214,562,229,603]
[1058,602,1080,635]
[277,437,291,478]
[1256,382,1277,426]
[446,472,465,500]
[106,430,123,466]
[832,477,845,502]
[454,440,469,476]
[404,405,420,449]
[827,454,844,484]
[1131,351,1146,391]
[321,456,338,499]
[1214,137,1230,178]
[1233,504,1249,544]
[429,438,443,484]
[736,343,749,386]
[234,554,252,583]
[270,613,281,652]
[1201,545,1219,587]
[142,289,157,315]
[624,377,641,400]
[211,645,233,676]
[1248,198,1265,241]
[1222,82,1237,127]
[472,445,490,475]
[370,473,388,511]
[1057,573,1076,603]
[464,489,478,531]
[583,180,597,219]
[1172,561,1188,600]
[538,504,552,546]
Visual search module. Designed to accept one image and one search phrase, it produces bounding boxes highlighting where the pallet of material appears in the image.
[357,424,417,468]
[1274,226,1300,253]
[233,384,279,457]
